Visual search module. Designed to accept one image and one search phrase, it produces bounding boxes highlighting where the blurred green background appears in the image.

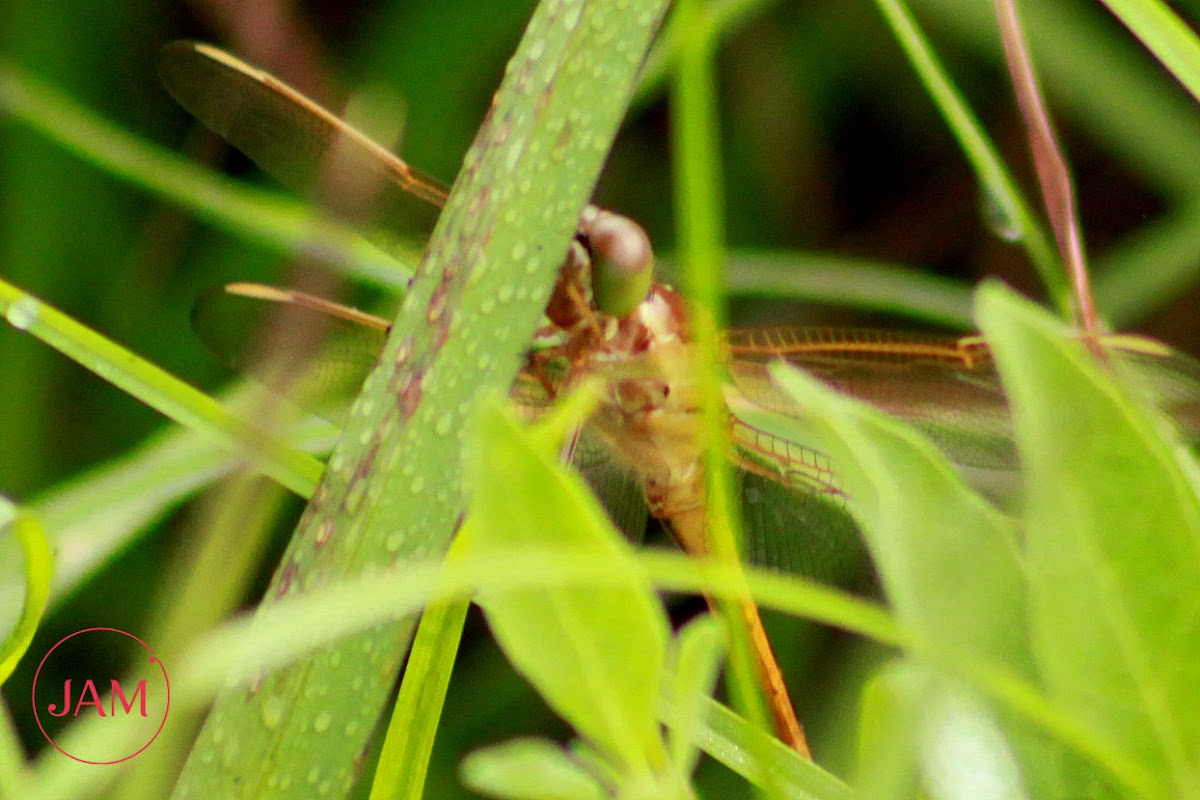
[3,0,1200,796]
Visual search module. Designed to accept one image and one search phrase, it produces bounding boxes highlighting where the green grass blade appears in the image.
[719,250,975,328]
[0,499,52,685]
[30,399,335,603]
[871,0,1067,317]
[0,60,406,288]
[369,578,469,800]
[669,0,780,760]
[685,696,852,800]
[914,0,1200,323]
[1097,0,1200,107]
[634,0,774,111]
[0,278,324,497]
[168,3,670,797]
[1094,201,1200,327]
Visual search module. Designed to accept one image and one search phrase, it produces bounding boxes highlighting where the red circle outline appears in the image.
[31,627,170,764]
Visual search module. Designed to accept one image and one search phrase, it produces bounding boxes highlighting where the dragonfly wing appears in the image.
[574,426,650,545]
[728,412,866,582]
[193,283,388,423]
[1108,337,1200,443]
[739,471,865,584]
[726,328,1015,470]
[159,41,446,260]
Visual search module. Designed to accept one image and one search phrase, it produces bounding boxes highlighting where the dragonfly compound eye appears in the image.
[586,210,654,318]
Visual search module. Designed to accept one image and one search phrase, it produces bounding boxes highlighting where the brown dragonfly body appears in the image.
[160,41,1200,759]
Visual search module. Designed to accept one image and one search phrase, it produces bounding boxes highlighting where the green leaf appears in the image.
[663,614,726,775]
[765,362,1030,670]
[976,283,1200,798]
[915,678,1028,800]
[466,398,670,774]
[459,739,606,800]
[854,662,926,800]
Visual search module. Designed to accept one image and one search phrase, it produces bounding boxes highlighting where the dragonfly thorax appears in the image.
[583,285,705,518]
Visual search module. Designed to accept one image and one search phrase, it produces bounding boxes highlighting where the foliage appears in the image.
[2,1,1200,799]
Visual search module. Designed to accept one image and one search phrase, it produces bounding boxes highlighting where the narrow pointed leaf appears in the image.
[976,283,1200,797]
[467,399,669,773]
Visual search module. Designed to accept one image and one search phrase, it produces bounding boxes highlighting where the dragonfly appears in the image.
[159,41,1200,757]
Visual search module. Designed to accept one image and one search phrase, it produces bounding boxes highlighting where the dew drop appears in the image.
[344,481,366,514]
[980,188,1023,242]
[307,766,322,785]
[261,696,285,730]
[5,296,39,330]
[435,413,454,436]
[315,520,334,547]
[498,284,514,303]
[222,737,240,767]
[313,711,332,733]
[410,475,426,495]
[385,531,406,552]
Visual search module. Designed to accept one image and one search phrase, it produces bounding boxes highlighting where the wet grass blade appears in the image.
[168,2,670,798]
[0,278,324,497]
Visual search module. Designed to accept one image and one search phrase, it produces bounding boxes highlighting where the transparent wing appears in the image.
[159,41,447,259]
[730,416,865,583]
[1104,334,1200,443]
[723,327,1200,580]
[192,283,389,423]
[574,427,651,545]
[726,327,1014,470]
[726,327,1200,469]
